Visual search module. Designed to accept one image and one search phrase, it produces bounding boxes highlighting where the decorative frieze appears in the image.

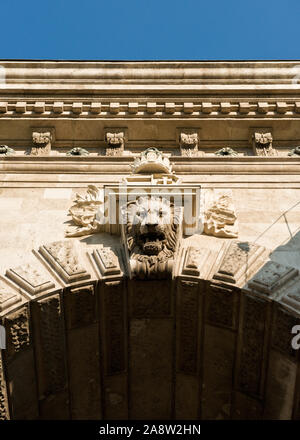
[39,240,91,284]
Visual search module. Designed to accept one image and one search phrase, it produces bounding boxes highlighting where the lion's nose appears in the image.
[145,222,158,228]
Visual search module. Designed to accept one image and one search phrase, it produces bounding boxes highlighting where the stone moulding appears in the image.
[1,100,300,118]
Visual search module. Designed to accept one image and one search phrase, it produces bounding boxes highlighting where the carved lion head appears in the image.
[121,195,182,279]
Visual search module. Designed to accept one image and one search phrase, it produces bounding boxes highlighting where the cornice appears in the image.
[1,61,300,98]
[0,156,299,175]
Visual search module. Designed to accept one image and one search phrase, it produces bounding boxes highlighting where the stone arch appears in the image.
[0,237,299,420]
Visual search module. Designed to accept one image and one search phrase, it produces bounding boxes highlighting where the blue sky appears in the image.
[1,0,300,60]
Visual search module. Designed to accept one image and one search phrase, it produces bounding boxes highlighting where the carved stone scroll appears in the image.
[203,192,238,238]
[39,240,91,284]
[65,185,104,238]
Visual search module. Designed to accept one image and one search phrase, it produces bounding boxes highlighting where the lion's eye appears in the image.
[136,210,146,218]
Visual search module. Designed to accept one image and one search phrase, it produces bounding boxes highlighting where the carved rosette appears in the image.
[215,147,238,157]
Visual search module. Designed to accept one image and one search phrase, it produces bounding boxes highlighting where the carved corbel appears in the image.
[31,128,54,156]
[179,130,199,157]
[251,129,276,156]
[104,129,126,156]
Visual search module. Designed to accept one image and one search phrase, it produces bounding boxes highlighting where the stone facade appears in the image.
[0,61,299,420]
